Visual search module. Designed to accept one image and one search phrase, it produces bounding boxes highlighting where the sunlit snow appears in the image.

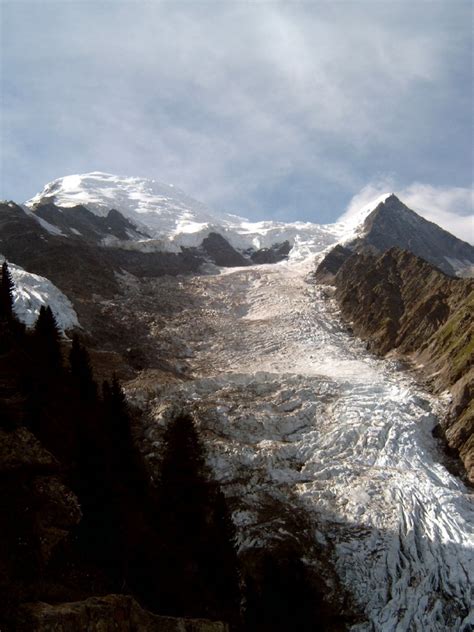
[25,172,349,255]
[2,259,79,331]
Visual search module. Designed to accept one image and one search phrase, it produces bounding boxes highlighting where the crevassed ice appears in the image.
[135,256,473,632]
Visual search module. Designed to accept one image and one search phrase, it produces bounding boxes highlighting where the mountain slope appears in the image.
[332,247,473,482]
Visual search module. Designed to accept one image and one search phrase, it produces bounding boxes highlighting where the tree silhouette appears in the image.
[0,261,14,322]
[34,306,62,372]
[156,412,241,623]
[244,550,319,632]
[70,334,97,401]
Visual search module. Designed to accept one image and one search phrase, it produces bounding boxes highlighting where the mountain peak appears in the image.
[337,192,395,236]
[25,172,228,240]
[349,194,474,276]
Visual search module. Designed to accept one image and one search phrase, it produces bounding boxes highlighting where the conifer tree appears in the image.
[156,412,241,622]
[0,261,14,322]
[103,375,134,464]
[34,306,62,371]
[69,334,97,401]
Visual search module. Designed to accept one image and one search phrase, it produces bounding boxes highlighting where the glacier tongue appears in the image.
[132,257,473,631]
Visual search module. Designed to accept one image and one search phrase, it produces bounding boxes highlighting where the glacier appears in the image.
[129,256,473,631]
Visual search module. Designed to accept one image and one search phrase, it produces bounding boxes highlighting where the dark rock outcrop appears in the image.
[332,247,473,482]
[33,203,150,243]
[249,240,291,265]
[314,245,352,283]
[317,195,474,280]
[200,232,249,267]
[17,595,229,631]
[351,194,474,276]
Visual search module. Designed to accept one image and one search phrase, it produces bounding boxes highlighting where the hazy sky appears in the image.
[1,1,473,235]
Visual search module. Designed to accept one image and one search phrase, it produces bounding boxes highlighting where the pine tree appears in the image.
[103,375,135,467]
[34,305,62,371]
[0,261,14,322]
[69,335,97,401]
[156,412,241,622]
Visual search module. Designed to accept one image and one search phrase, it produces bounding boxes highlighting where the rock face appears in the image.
[17,595,229,632]
[316,194,474,280]
[350,194,474,276]
[332,247,473,481]
[199,232,249,267]
[313,244,352,283]
[33,203,150,243]
[249,240,291,265]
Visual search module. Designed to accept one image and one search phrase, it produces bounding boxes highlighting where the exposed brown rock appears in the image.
[313,244,352,284]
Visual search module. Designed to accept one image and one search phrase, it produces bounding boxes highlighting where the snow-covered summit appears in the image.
[26,172,225,239]
[336,192,394,239]
[25,172,344,255]
[25,174,473,273]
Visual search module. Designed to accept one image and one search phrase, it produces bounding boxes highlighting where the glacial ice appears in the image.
[133,256,473,631]
[1,259,79,331]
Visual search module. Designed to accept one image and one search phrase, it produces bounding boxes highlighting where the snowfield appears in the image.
[131,256,473,632]
[25,172,367,254]
[1,260,79,331]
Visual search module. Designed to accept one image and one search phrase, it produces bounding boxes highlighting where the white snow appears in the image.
[337,192,393,242]
[25,172,352,256]
[2,258,79,331]
[130,256,473,632]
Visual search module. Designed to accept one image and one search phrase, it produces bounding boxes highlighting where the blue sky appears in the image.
[1,1,473,236]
